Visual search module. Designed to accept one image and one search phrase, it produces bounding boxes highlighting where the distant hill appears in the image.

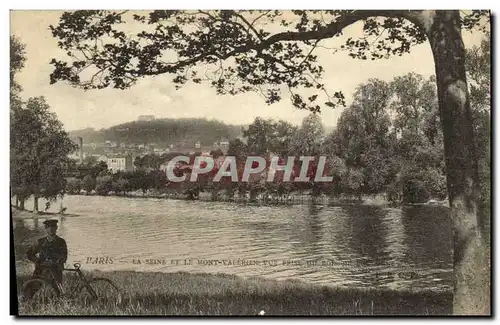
[69,118,245,147]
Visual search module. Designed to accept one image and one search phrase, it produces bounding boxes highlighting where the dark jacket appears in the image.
[26,236,67,281]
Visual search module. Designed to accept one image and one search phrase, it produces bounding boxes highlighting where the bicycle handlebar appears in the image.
[61,263,82,271]
[35,260,82,272]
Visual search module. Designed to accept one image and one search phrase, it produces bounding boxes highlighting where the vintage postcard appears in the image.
[10,9,491,316]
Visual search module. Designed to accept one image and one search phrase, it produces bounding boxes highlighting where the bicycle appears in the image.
[19,262,122,305]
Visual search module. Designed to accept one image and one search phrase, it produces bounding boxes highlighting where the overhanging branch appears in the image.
[152,10,425,75]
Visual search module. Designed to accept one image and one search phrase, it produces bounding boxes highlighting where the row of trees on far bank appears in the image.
[66,169,167,196]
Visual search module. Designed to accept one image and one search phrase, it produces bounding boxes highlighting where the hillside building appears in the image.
[107,155,134,173]
[138,115,155,122]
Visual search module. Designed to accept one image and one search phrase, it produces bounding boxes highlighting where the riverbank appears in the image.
[15,270,452,316]
[11,191,449,214]
[68,191,392,207]
[10,207,79,220]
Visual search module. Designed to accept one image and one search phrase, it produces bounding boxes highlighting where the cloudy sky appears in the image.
[10,10,486,131]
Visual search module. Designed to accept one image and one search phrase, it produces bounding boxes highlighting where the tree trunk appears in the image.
[211,186,219,201]
[19,198,25,210]
[15,196,19,208]
[427,10,490,315]
[33,195,39,214]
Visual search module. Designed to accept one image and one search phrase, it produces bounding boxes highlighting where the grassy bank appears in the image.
[15,270,452,316]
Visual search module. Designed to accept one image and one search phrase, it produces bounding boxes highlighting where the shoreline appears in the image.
[15,269,452,316]
[11,192,449,216]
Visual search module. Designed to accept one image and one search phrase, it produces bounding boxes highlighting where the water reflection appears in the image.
[402,206,452,269]
[346,206,387,265]
[305,204,324,250]
[13,196,452,291]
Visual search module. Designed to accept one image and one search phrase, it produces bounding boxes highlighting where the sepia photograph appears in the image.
[9,9,491,316]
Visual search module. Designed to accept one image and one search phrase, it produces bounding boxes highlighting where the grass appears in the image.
[15,270,452,316]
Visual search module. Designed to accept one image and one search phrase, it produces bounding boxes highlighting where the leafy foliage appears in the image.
[112,176,129,195]
[10,35,26,95]
[82,175,96,194]
[289,113,324,156]
[329,79,397,195]
[227,138,248,158]
[48,10,488,113]
[243,117,297,155]
[11,96,77,206]
[95,175,113,195]
[465,35,491,210]
[134,154,164,170]
[66,178,82,194]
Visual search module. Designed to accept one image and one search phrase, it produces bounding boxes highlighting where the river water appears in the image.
[13,195,452,292]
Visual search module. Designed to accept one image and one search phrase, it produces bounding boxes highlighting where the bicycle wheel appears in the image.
[20,278,59,305]
[78,278,121,305]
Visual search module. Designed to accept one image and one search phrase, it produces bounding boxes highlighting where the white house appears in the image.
[107,155,134,173]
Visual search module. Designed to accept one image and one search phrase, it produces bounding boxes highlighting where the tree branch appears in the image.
[52,9,429,92]
[230,10,264,40]
[153,10,425,75]
[259,10,422,46]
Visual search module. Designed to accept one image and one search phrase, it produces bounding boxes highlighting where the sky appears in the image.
[10,10,487,131]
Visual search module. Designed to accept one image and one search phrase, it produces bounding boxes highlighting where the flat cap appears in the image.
[43,219,58,227]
